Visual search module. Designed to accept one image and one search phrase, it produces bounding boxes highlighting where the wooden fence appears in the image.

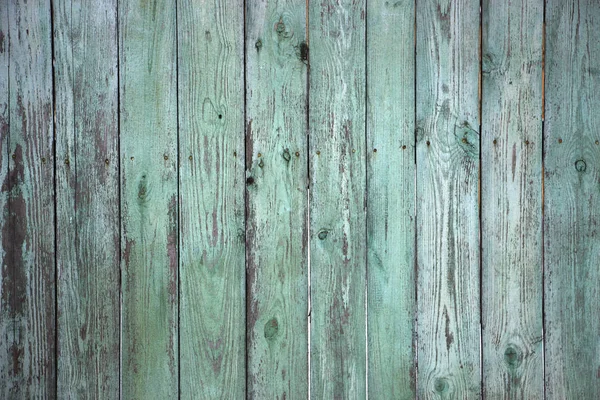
[1,0,599,398]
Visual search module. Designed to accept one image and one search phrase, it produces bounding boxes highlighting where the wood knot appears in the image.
[575,159,587,172]
[264,317,279,341]
[433,377,449,393]
[504,345,523,368]
[282,149,291,162]
[318,229,329,240]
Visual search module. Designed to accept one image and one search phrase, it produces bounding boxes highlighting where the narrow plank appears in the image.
[177,0,246,397]
[544,1,600,398]
[481,0,544,398]
[308,1,366,398]
[119,0,178,396]
[415,0,481,398]
[53,1,120,396]
[245,1,308,398]
[0,1,56,397]
[366,0,416,398]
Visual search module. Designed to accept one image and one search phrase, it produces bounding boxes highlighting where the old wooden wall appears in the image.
[1,0,599,398]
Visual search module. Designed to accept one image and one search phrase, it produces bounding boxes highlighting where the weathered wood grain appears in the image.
[245,1,308,398]
[308,1,366,398]
[415,0,481,398]
[481,0,544,398]
[366,1,416,398]
[177,0,246,397]
[53,1,120,397]
[544,1,600,398]
[0,1,56,397]
[119,0,178,397]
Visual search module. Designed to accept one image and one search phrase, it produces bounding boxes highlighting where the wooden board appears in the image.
[0,1,56,397]
[366,1,416,398]
[53,0,120,397]
[544,1,600,398]
[119,0,178,397]
[415,0,481,398]
[308,1,366,398]
[481,0,544,398]
[245,1,309,398]
[177,0,246,397]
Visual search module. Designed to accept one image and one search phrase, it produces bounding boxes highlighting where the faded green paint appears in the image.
[544,1,600,398]
[0,1,56,397]
[416,0,481,398]
[481,0,544,398]
[309,1,367,398]
[177,0,246,398]
[119,0,178,397]
[367,0,416,398]
[53,0,120,397]
[245,1,309,399]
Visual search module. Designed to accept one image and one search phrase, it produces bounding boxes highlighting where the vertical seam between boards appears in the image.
[478,0,483,398]
[541,0,547,398]
[413,0,418,397]
[243,0,248,397]
[305,0,311,399]
[116,0,122,397]
[364,0,369,397]
[175,0,181,398]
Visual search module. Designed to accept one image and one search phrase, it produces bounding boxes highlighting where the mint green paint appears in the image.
[544,1,600,398]
[177,0,246,398]
[119,0,178,397]
[481,0,544,398]
[416,0,481,398]
[246,1,309,398]
[367,0,416,397]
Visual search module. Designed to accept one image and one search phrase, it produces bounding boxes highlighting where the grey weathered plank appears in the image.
[53,0,120,397]
[544,1,600,398]
[366,1,416,398]
[308,1,366,398]
[415,0,481,398]
[0,1,56,397]
[481,0,544,398]
[177,0,246,397]
[119,0,178,397]
[245,1,308,398]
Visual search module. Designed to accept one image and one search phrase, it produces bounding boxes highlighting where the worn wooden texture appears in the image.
[53,0,120,397]
[366,1,416,398]
[119,0,178,397]
[178,0,246,397]
[544,1,600,398]
[245,1,309,398]
[416,0,481,398]
[308,1,366,398]
[0,1,56,398]
[481,0,544,398]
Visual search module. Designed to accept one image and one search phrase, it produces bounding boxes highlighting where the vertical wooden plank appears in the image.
[245,1,308,398]
[178,0,245,397]
[366,0,416,398]
[415,0,480,398]
[119,0,178,397]
[0,1,56,397]
[481,0,544,398]
[308,1,366,398]
[53,1,120,397]
[545,1,600,398]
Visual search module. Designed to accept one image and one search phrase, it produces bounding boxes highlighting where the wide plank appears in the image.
[366,0,416,398]
[481,0,544,398]
[54,0,120,396]
[308,1,367,398]
[544,1,600,398]
[0,1,56,397]
[415,0,481,398]
[245,1,309,398]
[119,0,178,396]
[178,0,246,397]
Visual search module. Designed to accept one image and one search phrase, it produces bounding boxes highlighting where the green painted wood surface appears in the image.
[366,1,416,398]
[177,0,246,397]
[416,0,481,398]
[481,0,544,398]
[119,0,178,397]
[544,0,600,398]
[308,1,366,398]
[0,1,56,397]
[53,0,120,397]
[245,1,308,399]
